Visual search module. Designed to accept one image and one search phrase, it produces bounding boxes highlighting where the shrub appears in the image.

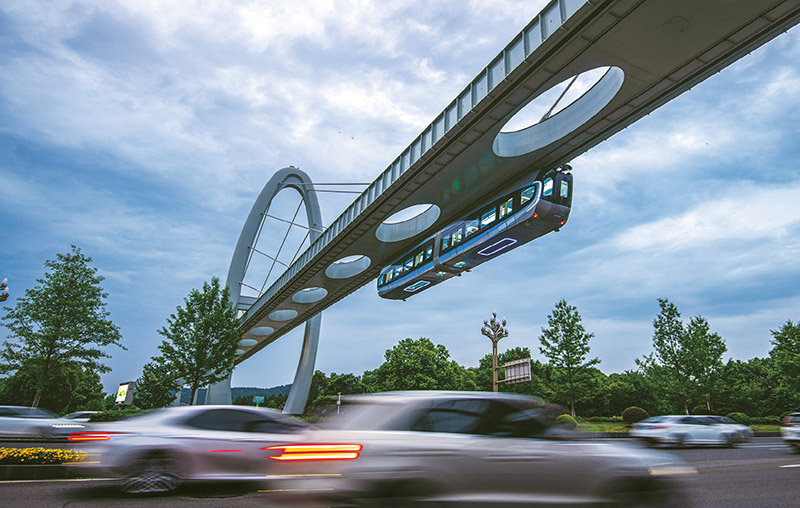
[0,447,88,465]
[622,406,649,424]
[89,408,150,422]
[726,412,752,425]
[556,414,578,429]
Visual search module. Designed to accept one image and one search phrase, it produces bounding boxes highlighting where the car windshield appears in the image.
[13,407,58,419]
[640,416,667,423]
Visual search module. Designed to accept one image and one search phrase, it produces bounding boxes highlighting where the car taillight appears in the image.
[263,444,362,461]
[68,431,130,442]
[652,426,669,429]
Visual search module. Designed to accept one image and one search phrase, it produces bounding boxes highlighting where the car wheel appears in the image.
[723,433,736,448]
[120,452,182,494]
[791,444,800,454]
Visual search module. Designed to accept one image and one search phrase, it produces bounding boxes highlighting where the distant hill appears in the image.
[177,384,291,405]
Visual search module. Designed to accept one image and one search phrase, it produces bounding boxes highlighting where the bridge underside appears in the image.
[233,0,800,365]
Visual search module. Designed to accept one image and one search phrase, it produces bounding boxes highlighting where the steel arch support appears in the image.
[283,313,322,415]
[206,166,324,408]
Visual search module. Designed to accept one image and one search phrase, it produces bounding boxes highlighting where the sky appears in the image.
[1,1,799,395]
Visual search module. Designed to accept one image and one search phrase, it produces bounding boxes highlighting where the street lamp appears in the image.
[481,312,508,392]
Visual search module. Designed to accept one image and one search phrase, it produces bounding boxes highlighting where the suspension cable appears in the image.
[540,74,580,123]
[261,200,303,293]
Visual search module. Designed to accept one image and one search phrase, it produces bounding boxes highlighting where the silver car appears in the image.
[266,391,695,507]
[72,405,309,493]
[631,415,749,447]
[781,412,800,452]
[0,405,86,439]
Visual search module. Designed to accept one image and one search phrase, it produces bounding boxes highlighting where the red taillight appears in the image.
[263,444,362,461]
[652,426,669,429]
[560,220,567,225]
[533,212,539,218]
[68,431,129,442]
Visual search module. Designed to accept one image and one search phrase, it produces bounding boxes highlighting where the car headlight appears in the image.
[648,465,697,476]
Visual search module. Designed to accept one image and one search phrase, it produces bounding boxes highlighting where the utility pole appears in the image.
[481,312,508,392]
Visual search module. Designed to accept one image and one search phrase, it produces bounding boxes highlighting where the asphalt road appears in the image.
[1,438,798,507]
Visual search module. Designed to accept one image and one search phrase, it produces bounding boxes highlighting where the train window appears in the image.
[498,197,513,219]
[543,178,553,197]
[480,208,496,228]
[442,234,451,251]
[451,228,463,247]
[560,180,569,199]
[520,185,536,205]
[415,251,424,266]
[386,271,394,283]
[425,244,433,260]
[395,265,404,277]
[465,218,479,237]
[404,258,414,271]
[378,274,385,286]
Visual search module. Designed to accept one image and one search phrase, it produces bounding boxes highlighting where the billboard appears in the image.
[115,381,136,405]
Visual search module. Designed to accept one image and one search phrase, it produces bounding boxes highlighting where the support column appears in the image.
[283,313,322,415]
[205,373,232,405]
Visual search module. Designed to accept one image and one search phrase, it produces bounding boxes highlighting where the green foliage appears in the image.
[556,414,578,428]
[362,338,477,392]
[233,393,288,409]
[0,246,125,408]
[306,370,368,414]
[134,358,180,409]
[637,298,727,415]
[769,320,800,409]
[0,361,105,414]
[157,277,242,405]
[538,299,600,416]
[725,412,752,425]
[622,406,649,424]
[89,408,150,422]
[0,447,88,465]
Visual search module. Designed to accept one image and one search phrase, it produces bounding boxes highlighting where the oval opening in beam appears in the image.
[376,204,440,243]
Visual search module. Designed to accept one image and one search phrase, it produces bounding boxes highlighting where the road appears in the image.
[1,438,798,507]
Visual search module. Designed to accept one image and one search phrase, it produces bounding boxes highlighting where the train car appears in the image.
[377,169,573,300]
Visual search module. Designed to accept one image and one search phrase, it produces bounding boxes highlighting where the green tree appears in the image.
[157,277,242,405]
[134,358,180,409]
[1,246,124,408]
[768,320,800,409]
[637,299,727,414]
[362,338,476,392]
[0,361,105,414]
[538,299,600,417]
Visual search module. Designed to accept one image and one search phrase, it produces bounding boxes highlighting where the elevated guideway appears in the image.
[233,0,800,365]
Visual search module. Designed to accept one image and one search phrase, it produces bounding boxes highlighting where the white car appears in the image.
[0,405,86,439]
[705,415,754,443]
[268,392,696,506]
[73,405,310,494]
[781,412,800,452]
[631,415,749,447]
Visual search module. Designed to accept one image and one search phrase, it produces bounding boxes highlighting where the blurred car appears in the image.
[705,415,754,442]
[781,412,800,452]
[0,405,86,439]
[71,405,310,494]
[631,415,748,447]
[267,391,696,507]
[64,411,99,422]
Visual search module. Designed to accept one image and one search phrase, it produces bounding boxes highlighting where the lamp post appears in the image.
[481,312,508,392]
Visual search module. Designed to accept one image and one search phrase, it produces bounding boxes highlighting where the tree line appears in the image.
[2,246,798,420]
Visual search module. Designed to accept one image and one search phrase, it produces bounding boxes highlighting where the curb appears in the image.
[0,464,77,481]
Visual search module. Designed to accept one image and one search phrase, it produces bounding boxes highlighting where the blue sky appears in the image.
[1,1,799,394]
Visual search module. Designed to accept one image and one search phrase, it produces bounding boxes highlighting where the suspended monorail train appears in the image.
[377,168,573,300]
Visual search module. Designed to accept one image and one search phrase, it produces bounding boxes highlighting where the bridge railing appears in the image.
[246,0,586,317]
